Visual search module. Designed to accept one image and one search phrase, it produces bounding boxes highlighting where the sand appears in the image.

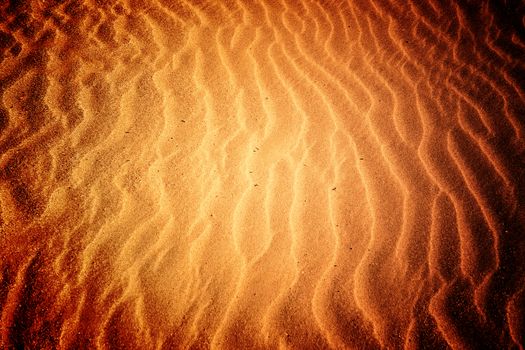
[1,0,524,348]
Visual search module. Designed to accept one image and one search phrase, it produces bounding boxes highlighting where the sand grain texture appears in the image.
[1,0,524,349]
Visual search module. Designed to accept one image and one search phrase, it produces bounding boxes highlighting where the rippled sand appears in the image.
[1,0,524,349]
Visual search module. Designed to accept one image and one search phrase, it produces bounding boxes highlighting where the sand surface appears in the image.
[1,0,524,349]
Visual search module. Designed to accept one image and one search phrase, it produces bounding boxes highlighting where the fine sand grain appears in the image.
[1,0,524,349]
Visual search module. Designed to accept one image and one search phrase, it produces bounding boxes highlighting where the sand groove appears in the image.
[1,0,524,349]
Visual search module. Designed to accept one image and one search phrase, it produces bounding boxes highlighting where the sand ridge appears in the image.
[1,0,524,348]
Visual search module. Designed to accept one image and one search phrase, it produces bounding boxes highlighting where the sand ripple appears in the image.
[1,0,524,348]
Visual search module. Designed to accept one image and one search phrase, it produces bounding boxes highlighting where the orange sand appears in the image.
[1,0,524,349]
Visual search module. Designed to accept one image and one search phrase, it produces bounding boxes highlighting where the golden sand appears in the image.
[1,0,524,348]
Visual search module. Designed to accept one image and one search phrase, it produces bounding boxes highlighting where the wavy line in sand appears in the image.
[1,0,524,348]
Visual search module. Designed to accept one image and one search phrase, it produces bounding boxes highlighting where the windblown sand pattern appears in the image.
[1,0,525,348]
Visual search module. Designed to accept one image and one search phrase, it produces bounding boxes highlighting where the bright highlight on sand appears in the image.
[1,0,524,349]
